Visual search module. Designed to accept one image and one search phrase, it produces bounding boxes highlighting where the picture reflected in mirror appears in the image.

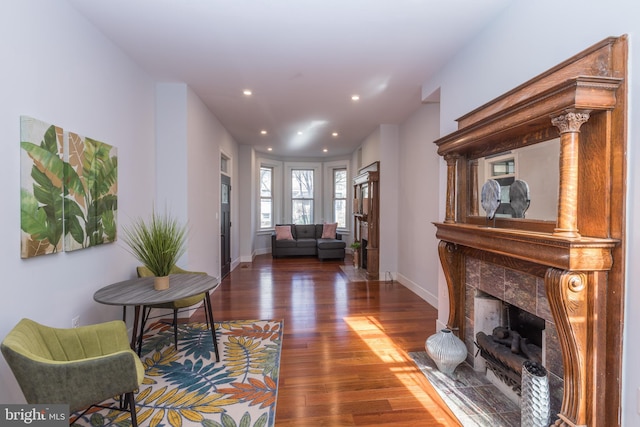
[476,138,560,221]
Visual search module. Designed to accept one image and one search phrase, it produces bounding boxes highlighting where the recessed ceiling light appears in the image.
[297,131,303,135]
[351,94,360,101]
[243,89,252,96]
[332,132,338,137]
[260,130,267,135]
[267,147,272,151]
[323,148,328,153]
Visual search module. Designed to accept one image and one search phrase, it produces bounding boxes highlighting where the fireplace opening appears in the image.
[361,238,368,269]
[466,259,563,418]
[475,302,545,396]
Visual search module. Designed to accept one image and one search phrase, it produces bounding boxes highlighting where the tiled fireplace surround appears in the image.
[463,256,563,418]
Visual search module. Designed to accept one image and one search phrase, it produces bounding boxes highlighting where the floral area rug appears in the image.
[72,320,283,427]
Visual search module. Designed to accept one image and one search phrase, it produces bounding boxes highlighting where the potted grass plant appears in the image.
[122,209,187,290]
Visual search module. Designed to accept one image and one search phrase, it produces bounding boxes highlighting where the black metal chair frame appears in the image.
[136,291,219,362]
[70,392,138,426]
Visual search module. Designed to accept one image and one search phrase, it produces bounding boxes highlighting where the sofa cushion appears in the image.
[275,224,297,239]
[274,239,297,248]
[317,239,347,250]
[321,223,338,239]
[275,225,294,240]
[295,224,316,239]
[296,238,317,248]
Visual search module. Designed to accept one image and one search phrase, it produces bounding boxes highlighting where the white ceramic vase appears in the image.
[425,328,467,375]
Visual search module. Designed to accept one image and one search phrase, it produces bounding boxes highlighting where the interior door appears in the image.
[220,174,231,278]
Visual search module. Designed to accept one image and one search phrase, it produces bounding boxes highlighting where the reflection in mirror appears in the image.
[481,179,501,220]
[510,180,530,218]
[476,138,560,221]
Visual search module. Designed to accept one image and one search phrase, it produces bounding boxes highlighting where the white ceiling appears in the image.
[68,0,512,158]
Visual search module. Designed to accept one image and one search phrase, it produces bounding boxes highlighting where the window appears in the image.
[491,158,515,177]
[488,156,516,205]
[260,166,273,228]
[333,168,347,228]
[291,169,314,224]
[221,155,228,174]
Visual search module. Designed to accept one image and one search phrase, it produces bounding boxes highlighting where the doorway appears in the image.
[220,173,231,279]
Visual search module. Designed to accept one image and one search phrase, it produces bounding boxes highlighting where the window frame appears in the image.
[259,166,274,229]
[290,168,315,224]
[257,158,282,230]
[285,162,321,225]
[323,160,350,231]
[332,167,347,228]
[257,159,350,230]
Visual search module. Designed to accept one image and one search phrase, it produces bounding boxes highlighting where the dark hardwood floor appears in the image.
[194,254,461,426]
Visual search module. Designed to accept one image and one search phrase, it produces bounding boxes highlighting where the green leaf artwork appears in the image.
[19,116,118,258]
[64,132,118,251]
[20,117,65,258]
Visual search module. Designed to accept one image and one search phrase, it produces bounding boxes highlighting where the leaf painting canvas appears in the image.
[20,116,118,258]
[64,132,118,251]
[20,116,65,258]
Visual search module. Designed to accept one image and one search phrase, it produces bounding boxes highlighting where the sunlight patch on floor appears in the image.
[343,315,445,413]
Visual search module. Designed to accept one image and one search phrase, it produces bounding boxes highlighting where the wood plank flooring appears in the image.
[193,254,461,427]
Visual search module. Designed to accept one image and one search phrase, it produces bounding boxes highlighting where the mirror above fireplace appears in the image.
[475,138,560,222]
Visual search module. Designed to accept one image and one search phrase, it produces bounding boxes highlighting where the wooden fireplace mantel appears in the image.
[435,75,622,159]
[435,222,618,272]
[433,36,627,427]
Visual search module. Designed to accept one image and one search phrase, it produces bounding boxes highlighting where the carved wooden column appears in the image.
[469,159,479,216]
[545,268,589,427]
[444,154,458,223]
[552,111,590,238]
[437,241,464,336]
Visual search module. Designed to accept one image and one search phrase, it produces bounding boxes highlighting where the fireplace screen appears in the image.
[476,303,545,395]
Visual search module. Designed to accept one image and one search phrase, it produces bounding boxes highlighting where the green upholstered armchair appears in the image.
[136,265,210,350]
[1,318,144,425]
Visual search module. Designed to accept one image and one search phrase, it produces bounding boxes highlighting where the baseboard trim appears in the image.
[395,273,438,309]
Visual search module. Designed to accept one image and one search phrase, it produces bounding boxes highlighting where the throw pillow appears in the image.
[275,225,294,240]
[321,222,338,239]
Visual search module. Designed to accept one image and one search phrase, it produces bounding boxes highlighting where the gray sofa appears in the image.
[271,224,346,260]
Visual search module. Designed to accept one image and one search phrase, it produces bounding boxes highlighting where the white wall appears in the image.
[0,0,156,403]
[239,145,257,261]
[360,128,381,167]
[187,87,239,276]
[156,83,189,245]
[154,83,241,277]
[356,117,442,303]
[425,0,640,423]
[379,124,399,277]
[358,117,443,303]
[155,85,240,278]
[396,103,441,307]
